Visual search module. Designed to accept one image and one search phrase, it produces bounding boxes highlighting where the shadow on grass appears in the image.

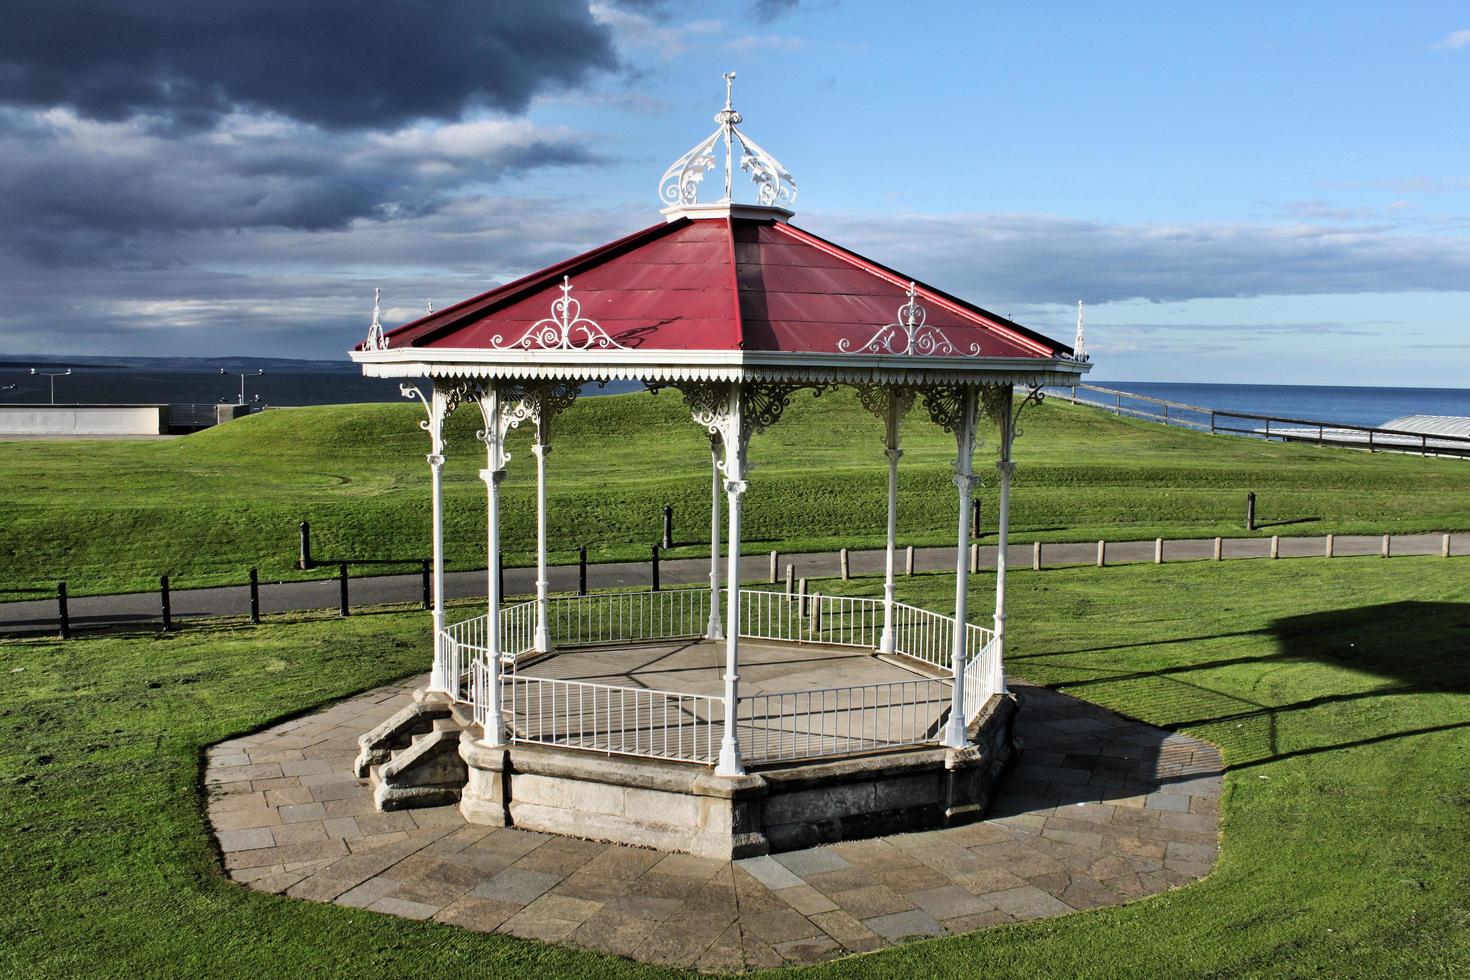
[995,601,1470,812]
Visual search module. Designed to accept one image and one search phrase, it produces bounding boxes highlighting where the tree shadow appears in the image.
[992,601,1470,815]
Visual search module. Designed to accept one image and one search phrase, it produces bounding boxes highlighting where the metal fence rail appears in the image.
[1051,383,1470,458]
[548,588,709,646]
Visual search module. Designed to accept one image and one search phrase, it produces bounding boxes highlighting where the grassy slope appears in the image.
[2,390,1469,596]
[0,558,1465,977]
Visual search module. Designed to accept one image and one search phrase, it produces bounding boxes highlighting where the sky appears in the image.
[1,0,1467,386]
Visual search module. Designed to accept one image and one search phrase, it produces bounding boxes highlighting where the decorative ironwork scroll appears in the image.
[658,72,796,208]
[489,277,629,352]
[839,282,983,357]
[363,288,389,351]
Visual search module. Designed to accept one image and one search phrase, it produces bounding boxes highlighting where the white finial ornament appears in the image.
[1073,300,1088,361]
[659,72,796,209]
[426,298,434,315]
[363,287,389,351]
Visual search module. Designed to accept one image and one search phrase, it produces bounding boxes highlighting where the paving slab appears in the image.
[204,674,1223,970]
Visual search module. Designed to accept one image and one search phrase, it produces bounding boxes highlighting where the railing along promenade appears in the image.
[451,588,997,767]
[1052,383,1470,458]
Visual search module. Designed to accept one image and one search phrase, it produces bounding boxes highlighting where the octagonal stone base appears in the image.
[459,692,1016,860]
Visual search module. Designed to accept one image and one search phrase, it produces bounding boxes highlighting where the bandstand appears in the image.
[350,76,1091,858]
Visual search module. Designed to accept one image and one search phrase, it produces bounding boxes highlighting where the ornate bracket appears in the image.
[1010,384,1045,445]
[363,288,389,351]
[839,283,982,357]
[517,381,581,449]
[856,384,915,451]
[472,381,529,473]
[489,277,628,352]
[675,380,805,478]
[401,378,472,456]
[658,72,796,208]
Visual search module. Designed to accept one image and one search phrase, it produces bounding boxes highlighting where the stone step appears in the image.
[371,727,468,811]
[352,697,452,778]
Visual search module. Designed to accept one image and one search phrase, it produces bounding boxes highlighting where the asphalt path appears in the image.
[0,533,1460,636]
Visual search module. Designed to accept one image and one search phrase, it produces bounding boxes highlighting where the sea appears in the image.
[1,358,1467,430]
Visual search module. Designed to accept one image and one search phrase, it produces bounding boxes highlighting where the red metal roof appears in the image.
[373,215,1068,359]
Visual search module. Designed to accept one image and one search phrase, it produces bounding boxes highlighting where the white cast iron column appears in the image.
[878,392,903,655]
[992,388,1015,695]
[428,448,449,690]
[532,406,552,653]
[706,433,724,640]
[716,386,746,777]
[478,384,507,746]
[942,386,979,748]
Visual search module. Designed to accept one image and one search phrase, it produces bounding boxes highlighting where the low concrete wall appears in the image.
[459,693,1017,859]
[0,404,167,436]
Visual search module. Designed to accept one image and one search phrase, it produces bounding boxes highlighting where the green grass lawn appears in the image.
[2,390,1469,598]
[1,557,1465,977]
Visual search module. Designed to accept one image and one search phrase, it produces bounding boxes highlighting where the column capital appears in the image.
[723,478,748,498]
[996,460,1015,476]
[885,447,904,463]
[531,442,552,459]
[479,467,507,486]
[426,453,445,469]
[952,474,975,494]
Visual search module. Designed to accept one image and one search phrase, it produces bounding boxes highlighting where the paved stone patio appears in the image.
[204,675,1223,970]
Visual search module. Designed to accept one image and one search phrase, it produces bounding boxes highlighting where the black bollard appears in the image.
[651,544,661,592]
[338,563,349,617]
[249,567,261,624]
[1246,492,1257,531]
[420,558,431,610]
[971,498,982,539]
[57,581,70,640]
[298,521,312,570]
[160,574,172,632]
[578,546,587,596]
[662,505,674,549]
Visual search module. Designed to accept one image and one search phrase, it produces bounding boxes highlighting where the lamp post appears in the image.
[29,368,71,404]
[220,368,263,405]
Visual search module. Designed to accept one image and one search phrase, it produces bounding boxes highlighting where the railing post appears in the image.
[420,558,431,611]
[160,574,172,631]
[57,581,70,640]
[578,546,587,596]
[651,544,661,591]
[1032,540,1041,571]
[338,563,349,617]
[1210,411,1216,434]
[249,567,261,624]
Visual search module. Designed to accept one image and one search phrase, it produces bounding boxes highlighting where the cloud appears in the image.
[1432,29,1470,49]
[0,0,618,131]
[0,108,600,266]
[726,34,806,53]
[590,2,722,57]
[802,211,1470,307]
[753,0,803,21]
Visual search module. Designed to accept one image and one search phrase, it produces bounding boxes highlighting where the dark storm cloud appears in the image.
[0,110,600,265]
[0,0,618,130]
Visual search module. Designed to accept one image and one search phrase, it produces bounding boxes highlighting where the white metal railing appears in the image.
[454,586,1000,766]
[547,588,709,646]
[739,677,950,762]
[502,673,722,764]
